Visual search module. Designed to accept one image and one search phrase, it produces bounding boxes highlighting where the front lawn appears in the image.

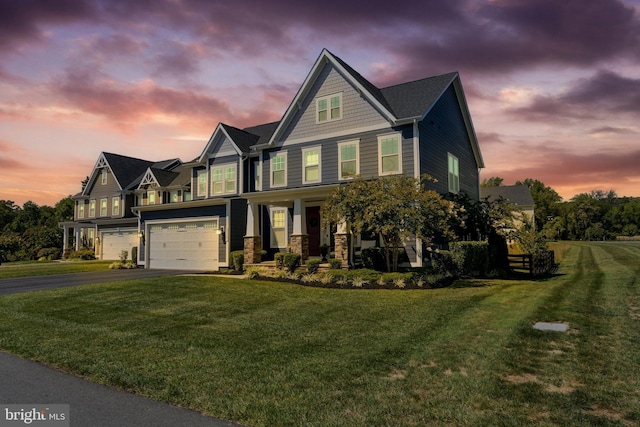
[0,260,112,279]
[0,242,638,426]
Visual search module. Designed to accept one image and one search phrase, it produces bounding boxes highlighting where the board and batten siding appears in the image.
[419,85,480,199]
[278,63,389,143]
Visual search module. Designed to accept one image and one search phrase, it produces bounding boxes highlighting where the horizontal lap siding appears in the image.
[419,85,479,199]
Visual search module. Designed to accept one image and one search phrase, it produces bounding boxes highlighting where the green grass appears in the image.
[0,260,112,278]
[0,242,638,426]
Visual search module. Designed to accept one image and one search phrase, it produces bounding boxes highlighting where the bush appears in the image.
[109,260,137,269]
[119,250,128,262]
[37,247,61,261]
[68,249,96,260]
[431,250,457,275]
[328,258,343,270]
[361,247,386,271]
[230,250,244,271]
[131,246,138,264]
[275,252,301,272]
[306,258,322,274]
[260,250,268,261]
[449,241,489,277]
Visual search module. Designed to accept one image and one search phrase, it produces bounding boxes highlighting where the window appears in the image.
[302,147,321,184]
[89,200,96,217]
[197,170,207,197]
[254,161,261,191]
[184,191,192,202]
[78,203,85,219]
[170,190,180,203]
[338,140,359,179]
[147,190,156,205]
[112,197,120,216]
[448,153,460,193]
[378,134,402,175]
[100,198,108,216]
[316,93,342,123]
[271,208,287,248]
[211,164,237,195]
[101,169,107,185]
[271,152,287,187]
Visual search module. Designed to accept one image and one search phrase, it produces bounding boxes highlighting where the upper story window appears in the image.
[316,93,342,123]
[338,140,359,180]
[378,133,402,176]
[78,203,85,219]
[448,153,460,193]
[89,200,96,218]
[170,190,180,203]
[196,170,207,197]
[100,198,108,216]
[184,191,192,202]
[147,190,156,205]
[101,169,107,185]
[302,147,321,184]
[254,162,261,191]
[112,197,120,216]
[271,152,287,188]
[211,164,237,195]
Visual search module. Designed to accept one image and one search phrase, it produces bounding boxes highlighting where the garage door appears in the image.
[101,230,138,260]
[148,221,218,270]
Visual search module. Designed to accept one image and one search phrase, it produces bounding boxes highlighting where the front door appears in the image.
[306,206,321,256]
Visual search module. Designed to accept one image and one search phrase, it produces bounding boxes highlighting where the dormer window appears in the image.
[316,93,342,123]
[101,169,108,185]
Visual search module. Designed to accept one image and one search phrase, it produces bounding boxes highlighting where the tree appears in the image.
[515,178,562,231]
[322,174,455,272]
[481,176,504,187]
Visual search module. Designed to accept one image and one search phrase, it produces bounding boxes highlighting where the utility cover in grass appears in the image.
[533,322,568,332]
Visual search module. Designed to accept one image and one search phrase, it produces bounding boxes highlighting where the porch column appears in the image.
[62,225,69,253]
[290,198,309,261]
[244,201,262,264]
[75,226,81,251]
[333,220,349,269]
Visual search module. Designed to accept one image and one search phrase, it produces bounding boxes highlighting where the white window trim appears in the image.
[77,203,85,219]
[270,207,288,249]
[101,169,107,185]
[270,151,288,188]
[316,92,343,124]
[338,139,360,180]
[302,146,322,184]
[99,198,108,217]
[378,133,403,176]
[196,169,208,197]
[147,189,157,205]
[210,163,237,196]
[89,199,96,218]
[448,153,460,194]
[111,197,120,216]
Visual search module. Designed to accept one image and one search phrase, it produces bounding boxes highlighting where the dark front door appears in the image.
[306,206,321,256]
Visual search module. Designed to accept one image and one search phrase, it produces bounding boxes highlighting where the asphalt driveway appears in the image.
[0,268,198,295]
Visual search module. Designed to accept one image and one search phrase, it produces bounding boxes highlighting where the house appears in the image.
[61,49,484,269]
[480,185,535,229]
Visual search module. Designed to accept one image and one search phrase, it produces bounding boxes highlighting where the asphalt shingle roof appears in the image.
[103,153,155,190]
[480,185,535,207]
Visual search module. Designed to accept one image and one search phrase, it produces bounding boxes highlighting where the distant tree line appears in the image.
[0,198,74,262]
[482,177,640,241]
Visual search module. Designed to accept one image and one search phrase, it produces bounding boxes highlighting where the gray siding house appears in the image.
[62,49,484,269]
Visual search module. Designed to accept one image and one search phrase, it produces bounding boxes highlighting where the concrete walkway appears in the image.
[0,351,241,427]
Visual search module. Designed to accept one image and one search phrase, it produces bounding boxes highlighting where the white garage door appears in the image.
[101,230,138,260]
[148,220,219,270]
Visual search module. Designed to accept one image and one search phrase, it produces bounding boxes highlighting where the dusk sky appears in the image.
[1,0,639,207]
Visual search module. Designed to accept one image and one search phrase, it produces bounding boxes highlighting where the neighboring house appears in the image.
[61,49,484,269]
[480,185,535,229]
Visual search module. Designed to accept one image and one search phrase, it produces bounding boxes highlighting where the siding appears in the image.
[279,63,388,143]
[419,85,480,199]
[210,135,237,157]
[261,127,414,191]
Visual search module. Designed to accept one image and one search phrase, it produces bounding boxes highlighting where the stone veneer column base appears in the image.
[333,233,349,269]
[244,236,262,264]
[289,234,309,261]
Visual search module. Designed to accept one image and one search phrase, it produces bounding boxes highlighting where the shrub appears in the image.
[361,247,386,271]
[230,250,244,271]
[275,252,301,272]
[68,249,96,260]
[245,266,266,279]
[328,258,343,270]
[306,258,322,274]
[119,250,128,262]
[260,250,268,261]
[37,247,61,261]
[431,250,456,275]
[449,241,489,277]
[131,246,138,264]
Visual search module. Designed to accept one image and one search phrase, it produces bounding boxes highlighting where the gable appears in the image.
[197,124,252,163]
[275,62,391,146]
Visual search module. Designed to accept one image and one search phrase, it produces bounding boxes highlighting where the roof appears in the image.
[220,124,259,153]
[94,152,155,193]
[243,121,279,146]
[480,185,535,207]
[380,72,458,119]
